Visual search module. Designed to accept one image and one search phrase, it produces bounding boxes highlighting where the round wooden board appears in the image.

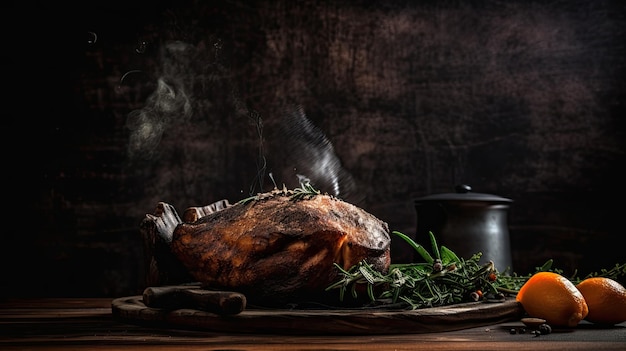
[111,295,524,335]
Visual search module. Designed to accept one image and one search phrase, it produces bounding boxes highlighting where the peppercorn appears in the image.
[538,324,552,335]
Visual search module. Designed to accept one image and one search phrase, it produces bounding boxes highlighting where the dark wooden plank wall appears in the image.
[6,0,625,298]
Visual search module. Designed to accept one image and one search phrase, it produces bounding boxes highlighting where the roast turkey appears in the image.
[143,186,391,306]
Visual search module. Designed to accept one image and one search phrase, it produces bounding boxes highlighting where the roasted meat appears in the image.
[146,188,391,306]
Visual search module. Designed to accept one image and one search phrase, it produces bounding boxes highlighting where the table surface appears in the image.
[1,298,625,350]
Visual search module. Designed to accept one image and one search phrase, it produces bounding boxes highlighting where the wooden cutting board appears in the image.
[111,295,524,335]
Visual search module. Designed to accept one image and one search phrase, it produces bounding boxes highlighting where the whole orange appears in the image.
[516,271,588,327]
[576,277,626,325]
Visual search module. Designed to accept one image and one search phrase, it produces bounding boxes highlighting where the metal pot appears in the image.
[413,184,513,272]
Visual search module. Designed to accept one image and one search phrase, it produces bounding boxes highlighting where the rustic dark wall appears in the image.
[5,0,625,298]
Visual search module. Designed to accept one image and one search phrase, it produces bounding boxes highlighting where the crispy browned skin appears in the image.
[170,192,391,306]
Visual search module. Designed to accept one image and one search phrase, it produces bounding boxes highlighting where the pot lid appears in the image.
[414,184,512,203]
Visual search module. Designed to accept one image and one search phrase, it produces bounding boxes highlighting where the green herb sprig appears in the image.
[290,179,321,200]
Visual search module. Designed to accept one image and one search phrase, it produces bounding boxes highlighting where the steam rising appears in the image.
[126,42,195,161]
[275,105,359,201]
[127,78,193,160]
[125,40,360,202]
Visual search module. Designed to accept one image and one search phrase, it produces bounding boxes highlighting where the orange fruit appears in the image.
[576,277,626,325]
[516,271,588,327]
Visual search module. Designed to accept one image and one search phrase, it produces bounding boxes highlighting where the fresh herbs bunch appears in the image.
[326,231,626,310]
[326,231,502,309]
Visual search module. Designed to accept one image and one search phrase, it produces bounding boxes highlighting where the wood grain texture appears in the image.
[111,295,524,335]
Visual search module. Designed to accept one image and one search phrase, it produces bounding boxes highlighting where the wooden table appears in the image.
[1,298,624,350]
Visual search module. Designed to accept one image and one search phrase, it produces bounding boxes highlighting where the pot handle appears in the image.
[455,184,472,193]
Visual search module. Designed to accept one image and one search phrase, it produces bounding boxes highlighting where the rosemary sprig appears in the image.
[291,179,321,200]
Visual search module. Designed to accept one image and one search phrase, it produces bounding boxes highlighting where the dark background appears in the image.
[5,0,625,298]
